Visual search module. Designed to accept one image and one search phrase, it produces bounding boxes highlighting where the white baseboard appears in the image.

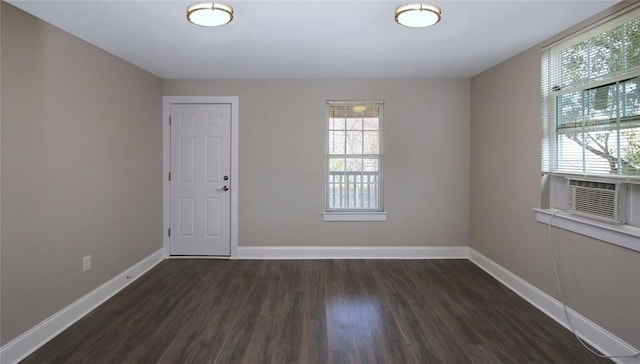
[0,248,165,364]
[468,248,640,364]
[236,245,469,259]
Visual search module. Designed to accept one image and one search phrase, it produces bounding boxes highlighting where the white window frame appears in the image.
[538,4,640,252]
[542,6,640,180]
[323,101,387,222]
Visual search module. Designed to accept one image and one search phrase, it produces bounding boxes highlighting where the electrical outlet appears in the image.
[83,255,91,272]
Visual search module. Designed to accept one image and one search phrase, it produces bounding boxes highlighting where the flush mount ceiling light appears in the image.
[395,3,441,28]
[187,2,233,27]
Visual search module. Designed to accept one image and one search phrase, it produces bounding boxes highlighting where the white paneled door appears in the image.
[170,103,231,256]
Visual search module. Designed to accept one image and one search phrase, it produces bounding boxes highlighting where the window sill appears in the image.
[323,212,388,222]
[534,208,640,253]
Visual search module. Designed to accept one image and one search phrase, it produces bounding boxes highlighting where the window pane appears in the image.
[327,172,344,209]
[585,83,617,127]
[621,77,640,119]
[329,158,345,172]
[582,130,619,175]
[329,131,345,154]
[607,26,626,74]
[363,158,379,172]
[557,126,640,176]
[561,40,589,87]
[330,117,346,130]
[557,133,584,173]
[590,32,619,79]
[620,127,640,175]
[628,19,640,68]
[363,117,379,130]
[363,131,379,154]
[345,158,363,172]
[346,131,363,154]
[346,118,362,130]
[327,173,379,210]
[559,16,640,90]
[557,91,583,130]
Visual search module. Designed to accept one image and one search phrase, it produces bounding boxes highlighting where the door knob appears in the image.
[218,186,229,192]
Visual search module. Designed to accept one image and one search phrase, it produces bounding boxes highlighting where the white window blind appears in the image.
[542,6,640,179]
[326,102,383,211]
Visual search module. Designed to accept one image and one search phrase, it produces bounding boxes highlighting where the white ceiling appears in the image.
[7,0,620,79]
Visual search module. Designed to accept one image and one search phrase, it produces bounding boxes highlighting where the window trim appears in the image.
[324,100,386,219]
[535,208,640,253]
[323,211,388,222]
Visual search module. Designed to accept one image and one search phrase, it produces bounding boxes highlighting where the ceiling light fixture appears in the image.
[395,3,441,28]
[187,2,233,27]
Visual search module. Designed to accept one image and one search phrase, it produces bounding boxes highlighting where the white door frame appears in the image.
[163,96,239,258]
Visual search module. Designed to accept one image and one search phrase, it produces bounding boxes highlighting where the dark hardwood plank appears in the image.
[154,260,261,363]
[21,259,612,364]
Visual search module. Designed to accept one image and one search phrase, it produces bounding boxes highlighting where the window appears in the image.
[325,101,383,215]
[537,5,640,253]
[542,7,640,179]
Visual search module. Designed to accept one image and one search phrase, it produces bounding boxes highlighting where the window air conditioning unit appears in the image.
[566,178,627,223]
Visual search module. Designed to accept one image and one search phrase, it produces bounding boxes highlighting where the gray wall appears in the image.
[1,3,163,344]
[163,79,470,247]
[470,6,640,348]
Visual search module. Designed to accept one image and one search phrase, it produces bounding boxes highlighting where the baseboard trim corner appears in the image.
[468,248,640,364]
[0,248,165,364]
[236,245,469,259]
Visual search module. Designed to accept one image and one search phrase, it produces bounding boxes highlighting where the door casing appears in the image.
[163,96,239,258]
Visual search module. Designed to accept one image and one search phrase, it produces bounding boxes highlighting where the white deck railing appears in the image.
[328,171,379,209]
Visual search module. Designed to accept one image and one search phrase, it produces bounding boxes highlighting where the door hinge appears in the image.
[168,228,171,237]
[168,172,171,181]
[169,116,172,125]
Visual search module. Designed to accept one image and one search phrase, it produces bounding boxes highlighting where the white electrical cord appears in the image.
[547,211,640,359]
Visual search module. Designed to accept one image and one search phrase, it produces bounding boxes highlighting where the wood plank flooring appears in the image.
[22,259,611,363]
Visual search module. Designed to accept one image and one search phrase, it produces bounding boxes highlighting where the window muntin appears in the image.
[326,102,383,211]
[542,7,640,179]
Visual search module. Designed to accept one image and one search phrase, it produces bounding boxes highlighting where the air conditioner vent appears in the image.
[566,179,627,223]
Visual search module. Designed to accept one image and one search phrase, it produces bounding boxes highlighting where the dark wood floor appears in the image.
[22,259,610,364]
